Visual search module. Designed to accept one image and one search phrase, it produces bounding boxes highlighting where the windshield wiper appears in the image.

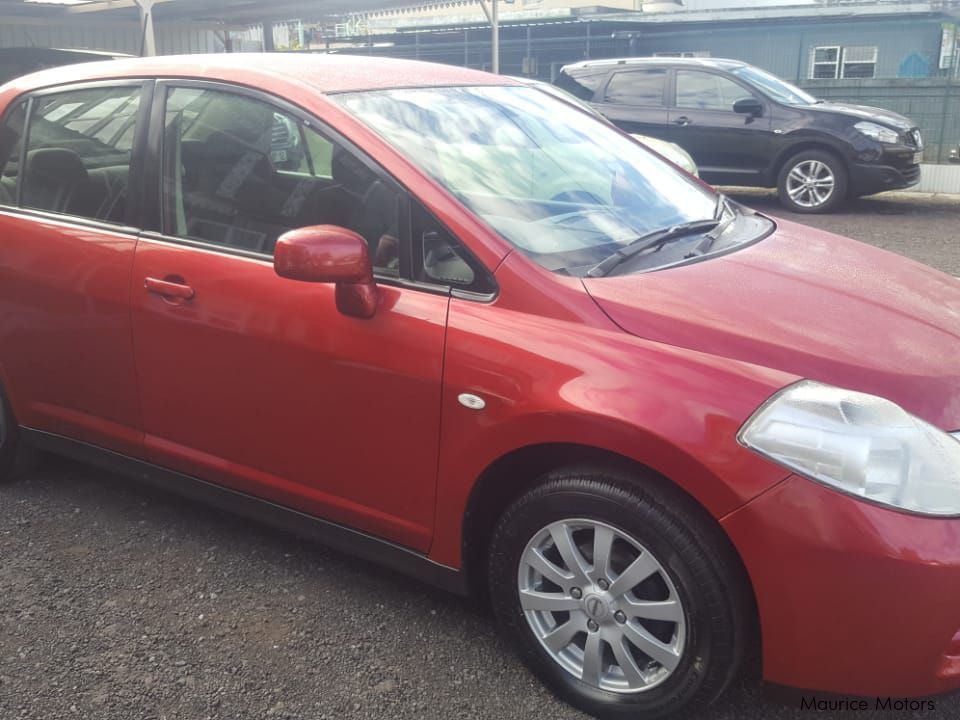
[586,218,720,277]
[687,195,738,257]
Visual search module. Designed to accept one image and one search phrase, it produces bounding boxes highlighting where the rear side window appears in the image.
[0,100,26,207]
[19,85,141,223]
[554,67,608,101]
[603,69,667,106]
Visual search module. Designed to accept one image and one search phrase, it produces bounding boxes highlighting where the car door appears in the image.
[0,81,150,456]
[129,82,450,551]
[591,67,670,138]
[664,69,774,185]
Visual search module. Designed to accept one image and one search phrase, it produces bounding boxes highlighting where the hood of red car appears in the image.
[582,219,960,429]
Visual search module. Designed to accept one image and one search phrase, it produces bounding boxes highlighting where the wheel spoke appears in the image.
[519,589,581,612]
[542,616,584,653]
[608,553,659,598]
[526,547,575,589]
[622,622,682,672]
[610,635,648,689]
[591,524,614,581]
[581,631,604,686]
[622,597,683,623]
[549,523,591,583]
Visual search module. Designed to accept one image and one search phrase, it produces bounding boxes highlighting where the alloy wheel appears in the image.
[785,159,836,209]
[518,518,686,694]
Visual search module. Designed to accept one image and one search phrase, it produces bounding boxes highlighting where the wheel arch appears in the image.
[460,441,761,659]
[770,140,849,187]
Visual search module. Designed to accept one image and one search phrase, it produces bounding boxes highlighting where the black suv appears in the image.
[556,57,923,213]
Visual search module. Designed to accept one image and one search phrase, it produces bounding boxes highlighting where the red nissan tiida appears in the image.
[0,54,958,719]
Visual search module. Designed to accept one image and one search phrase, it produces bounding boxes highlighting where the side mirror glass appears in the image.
[733,98,764,117]
[274,225,378,319]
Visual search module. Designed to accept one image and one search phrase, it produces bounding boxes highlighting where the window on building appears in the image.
[19,85,142,223]
[652,51,710,58]
[675,70,755,111]
[603,68,667,106]
[810,45,877,79]
[841,46,878,78]
[810,46,841,78]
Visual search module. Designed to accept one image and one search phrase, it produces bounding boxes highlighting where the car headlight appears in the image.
[854,121,899,144]
[738,380,960,516]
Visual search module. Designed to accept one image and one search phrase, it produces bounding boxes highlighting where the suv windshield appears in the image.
[731,66,817,106]
[337,85,765,276]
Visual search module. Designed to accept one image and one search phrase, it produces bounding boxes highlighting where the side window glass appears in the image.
[0,100,26,207]
[20,86,140,223]
[554,68,608,101]
[603,69,667,107]
[412,200,495,296]
[676,71,753,112]
[162,87,399,275]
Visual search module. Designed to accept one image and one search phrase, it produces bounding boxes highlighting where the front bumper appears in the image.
[849,147,922,196]
[722,475,960,698]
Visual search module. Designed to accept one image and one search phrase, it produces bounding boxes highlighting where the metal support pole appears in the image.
[478,0,499,74]
[263,20,275,52]
[134,0,156,57]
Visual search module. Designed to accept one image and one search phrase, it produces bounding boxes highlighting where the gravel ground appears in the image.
[2,190,960,720]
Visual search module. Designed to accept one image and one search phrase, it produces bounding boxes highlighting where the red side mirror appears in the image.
[274,225,378,319]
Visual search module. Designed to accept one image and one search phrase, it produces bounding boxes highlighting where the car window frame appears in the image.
[670,68,761,113]
[598,66,670,108]
[141,78,497,302]
[0,78,153,234]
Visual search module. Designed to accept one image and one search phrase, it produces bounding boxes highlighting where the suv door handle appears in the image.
[145,276,195,300]
[672,116,692,126]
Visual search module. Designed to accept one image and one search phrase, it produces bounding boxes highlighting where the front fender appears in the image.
[428,294,796,568]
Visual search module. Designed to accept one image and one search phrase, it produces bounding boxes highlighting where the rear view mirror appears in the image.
[274,225,378,319]
[734,98,764,117]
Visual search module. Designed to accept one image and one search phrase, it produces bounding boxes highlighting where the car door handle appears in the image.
[672,116,692,126]
[144,276,195,300]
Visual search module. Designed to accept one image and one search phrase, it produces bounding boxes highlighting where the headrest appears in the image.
[26,148,87,184]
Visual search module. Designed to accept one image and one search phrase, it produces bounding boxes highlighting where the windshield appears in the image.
[732,66,817,106]
[336,85,720,275]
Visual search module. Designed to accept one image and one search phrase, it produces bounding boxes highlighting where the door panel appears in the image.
[0,212,142,453]
[664,70,774,184]
[592,68,670,138]
[130,238,447,550]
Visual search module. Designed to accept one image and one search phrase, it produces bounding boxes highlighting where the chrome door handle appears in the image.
[672,116,691,126]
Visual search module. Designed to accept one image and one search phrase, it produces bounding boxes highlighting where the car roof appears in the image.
[563,57,748,72]
[4,53,515,95]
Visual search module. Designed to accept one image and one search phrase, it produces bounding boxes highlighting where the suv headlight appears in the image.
[738,381,960,516]
[854,121,899,144]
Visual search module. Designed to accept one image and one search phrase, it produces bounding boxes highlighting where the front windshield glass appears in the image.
[336,85,721,276]
[732,66,817,106]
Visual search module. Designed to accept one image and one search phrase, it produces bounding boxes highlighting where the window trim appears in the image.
[144,78,498,300]
[0,78,153,234]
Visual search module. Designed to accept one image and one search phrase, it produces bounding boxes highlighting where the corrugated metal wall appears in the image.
[0,22,222,56]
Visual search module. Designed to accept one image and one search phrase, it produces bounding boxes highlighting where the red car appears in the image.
[0,55,958,719]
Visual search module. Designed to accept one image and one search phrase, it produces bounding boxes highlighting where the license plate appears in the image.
[913,152,923,164]
[270,149,288,162]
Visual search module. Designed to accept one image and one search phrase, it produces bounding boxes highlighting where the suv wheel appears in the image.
[488,469,749,719]
[777,149,848,214]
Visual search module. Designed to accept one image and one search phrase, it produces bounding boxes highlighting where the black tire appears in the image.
[488,468,750,720]
[0,387,28,484]
[777,149,848,214]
